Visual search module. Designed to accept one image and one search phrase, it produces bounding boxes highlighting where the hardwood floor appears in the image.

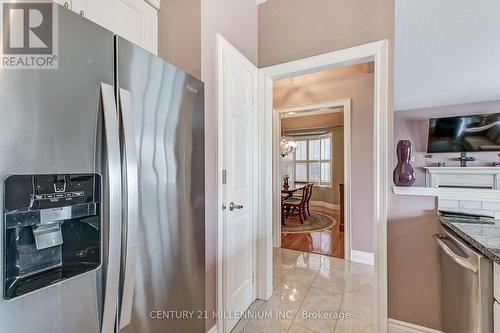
[281,205,344,258]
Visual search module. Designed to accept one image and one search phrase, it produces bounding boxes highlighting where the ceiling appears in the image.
[282,110,344,132]
[395,0,500,111]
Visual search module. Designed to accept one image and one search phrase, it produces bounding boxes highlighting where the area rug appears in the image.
[282,211,337,233]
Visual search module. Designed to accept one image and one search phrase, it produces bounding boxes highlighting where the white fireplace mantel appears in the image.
[424,167,500,189]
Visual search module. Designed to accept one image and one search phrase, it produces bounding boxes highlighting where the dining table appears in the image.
[281,183,306,199]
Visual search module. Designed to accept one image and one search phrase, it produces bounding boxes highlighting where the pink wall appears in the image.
[201,0,258,330]
[274,64,375,253]
[395,100,500,186]
[158,0,201,79]
[258,0,394,68]
[388,194,443,330]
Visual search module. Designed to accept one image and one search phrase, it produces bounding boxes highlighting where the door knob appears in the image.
[229,202,244,211]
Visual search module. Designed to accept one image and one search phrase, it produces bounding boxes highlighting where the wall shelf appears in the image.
[393,186,500,201]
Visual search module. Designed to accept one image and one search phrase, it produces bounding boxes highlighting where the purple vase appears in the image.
[393,140,416,186]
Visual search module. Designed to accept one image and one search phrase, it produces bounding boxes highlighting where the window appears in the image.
[281,149,294,179]
[281,134,332,186]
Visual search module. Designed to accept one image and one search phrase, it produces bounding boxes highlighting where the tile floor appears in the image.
[231,248,374,333]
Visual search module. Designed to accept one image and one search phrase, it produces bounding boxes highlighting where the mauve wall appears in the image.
[332,127,345,205]
[395,100,500,186]
[158,0,201,79]
[201,0,258,330]
[259,0,394,67]
[387,194,443,330]
[274,64,375,253]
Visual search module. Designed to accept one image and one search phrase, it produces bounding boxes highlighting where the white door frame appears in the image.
[216,34,259,333]
[273,99,352,261]
[257,40,390,333]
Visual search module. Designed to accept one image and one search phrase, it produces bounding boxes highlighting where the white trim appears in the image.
[392,186,440,197]
[258,40,390,333]
[216,34,259,333]
[144,0,160,10]
[216,34,224,333]
[424,166,500,174]
[256,0,267,4]
[393,186,500,201]
[310,200,340,210]
[279,101,344,118]
[351,250,375,266]
[388,319,444,333]
[273,99,352,262]
[207,325,218,333]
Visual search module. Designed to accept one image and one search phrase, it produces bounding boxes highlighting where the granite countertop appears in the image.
[440,216,500,265]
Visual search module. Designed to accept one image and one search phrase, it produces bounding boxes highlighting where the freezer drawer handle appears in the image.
[118,88,139,330]
[100,83,123,333]
[434,234,478,273]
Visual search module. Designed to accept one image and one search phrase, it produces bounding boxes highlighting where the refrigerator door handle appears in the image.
[100,83,123,333]
[118,88,139,330]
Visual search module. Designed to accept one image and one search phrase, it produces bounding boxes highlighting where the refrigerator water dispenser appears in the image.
[3,174,101,299]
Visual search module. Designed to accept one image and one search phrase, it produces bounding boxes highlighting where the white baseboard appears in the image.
[388,319,443,333]
[310,200,340,210]
[350,250,374,266]
[207,325,218,333]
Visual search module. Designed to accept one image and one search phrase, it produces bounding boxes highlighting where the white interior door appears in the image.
[217,35,258,333]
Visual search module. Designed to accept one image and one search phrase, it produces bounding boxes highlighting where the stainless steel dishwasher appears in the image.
[435,226,493,333]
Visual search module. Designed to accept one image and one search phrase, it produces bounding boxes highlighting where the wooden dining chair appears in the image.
[283,185,309,223]
[281,193,289,226]
[305,183,313,216]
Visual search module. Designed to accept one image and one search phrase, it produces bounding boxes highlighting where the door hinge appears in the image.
[222,169,227,185]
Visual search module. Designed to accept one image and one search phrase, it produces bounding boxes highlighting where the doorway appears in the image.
[275,100,352,260]
[256,41,390,333]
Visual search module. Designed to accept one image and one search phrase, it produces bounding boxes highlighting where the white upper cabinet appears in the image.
[53,0,71,7]
[55,0,158,55]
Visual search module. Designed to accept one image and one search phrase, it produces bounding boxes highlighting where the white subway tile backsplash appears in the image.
[437,196,500,219]
[439,199,459,208]
[459,201,482,210]
[483,202,500,211]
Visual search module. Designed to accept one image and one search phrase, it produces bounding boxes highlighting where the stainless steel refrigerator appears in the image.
[0,4,205,333]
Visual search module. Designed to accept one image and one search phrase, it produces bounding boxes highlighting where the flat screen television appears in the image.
[427,113,500,153]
